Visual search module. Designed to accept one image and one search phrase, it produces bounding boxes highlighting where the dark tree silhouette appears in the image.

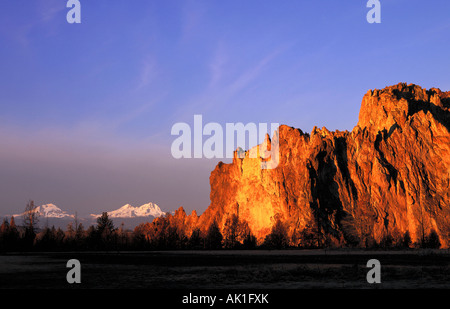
[222,215,239,249]
[22,200,39,248]
[0,218,10,251]
[205,221,223,249]
[188,228,203,249]
[401,230,412,248]
[263,218,289,249]
[22,200,39,230]
[242,233,257,249]
[96,212,115,235]
[425,229,441,249]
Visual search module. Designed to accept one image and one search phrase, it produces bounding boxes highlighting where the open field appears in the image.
[0,249,449,289]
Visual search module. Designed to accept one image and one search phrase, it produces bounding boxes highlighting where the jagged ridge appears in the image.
[193,83,450,247]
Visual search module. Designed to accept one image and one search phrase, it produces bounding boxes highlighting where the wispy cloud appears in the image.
[135,55,159,91]
[114,92,168,132]
[180,0,207,44]
[37,0,66,23]
[227,47,284,96]
[0,0,65,46]
[171,42,291,121]
[208,41,228,88]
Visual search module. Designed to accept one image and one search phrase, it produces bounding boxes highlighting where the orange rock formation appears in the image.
[196,83,450,247]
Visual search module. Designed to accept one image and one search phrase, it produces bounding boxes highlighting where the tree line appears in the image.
[0,213,256,252]
[0,200,442,252]
[0,201,259,252]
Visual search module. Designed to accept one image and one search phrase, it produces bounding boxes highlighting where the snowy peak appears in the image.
[134,203,165,217]
[7,202,166,223]
[90,203,165,219]
[39,204,73,218]
[12,204,74,219]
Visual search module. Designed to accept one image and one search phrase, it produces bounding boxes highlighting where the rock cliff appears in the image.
[197,83,450,248]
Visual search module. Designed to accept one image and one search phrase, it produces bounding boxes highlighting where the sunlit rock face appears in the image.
[198,83,450,247]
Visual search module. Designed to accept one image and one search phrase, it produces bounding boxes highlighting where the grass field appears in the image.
[1,249,449,289]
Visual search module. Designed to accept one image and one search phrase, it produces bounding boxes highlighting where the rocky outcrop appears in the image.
[197,83,450,248]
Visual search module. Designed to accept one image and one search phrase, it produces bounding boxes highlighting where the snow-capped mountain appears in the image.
[90,203,165,219]
[4,202,166,229]
[12,204,74,219]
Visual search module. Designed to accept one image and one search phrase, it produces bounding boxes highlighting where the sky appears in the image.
[1,0,450,217]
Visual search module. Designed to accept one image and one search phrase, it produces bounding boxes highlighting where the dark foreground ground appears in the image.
[0,249,449,289]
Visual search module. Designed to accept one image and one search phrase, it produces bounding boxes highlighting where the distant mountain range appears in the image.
[4,202,166,230]
[89,203,165,219]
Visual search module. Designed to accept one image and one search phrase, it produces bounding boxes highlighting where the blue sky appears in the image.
[1,0,450,217]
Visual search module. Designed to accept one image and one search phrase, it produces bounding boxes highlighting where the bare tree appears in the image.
[22,200,39,234]
[74,211,79,232]
[21,200,40,248]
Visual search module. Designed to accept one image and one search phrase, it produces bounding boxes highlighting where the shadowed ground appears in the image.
[0,249,449,289]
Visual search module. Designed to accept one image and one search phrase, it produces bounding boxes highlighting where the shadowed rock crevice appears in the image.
[391,86,450,131]
[406,99,450,132]
[306,156,343,241]
[442,98,450,109]
[374,131,398,188]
